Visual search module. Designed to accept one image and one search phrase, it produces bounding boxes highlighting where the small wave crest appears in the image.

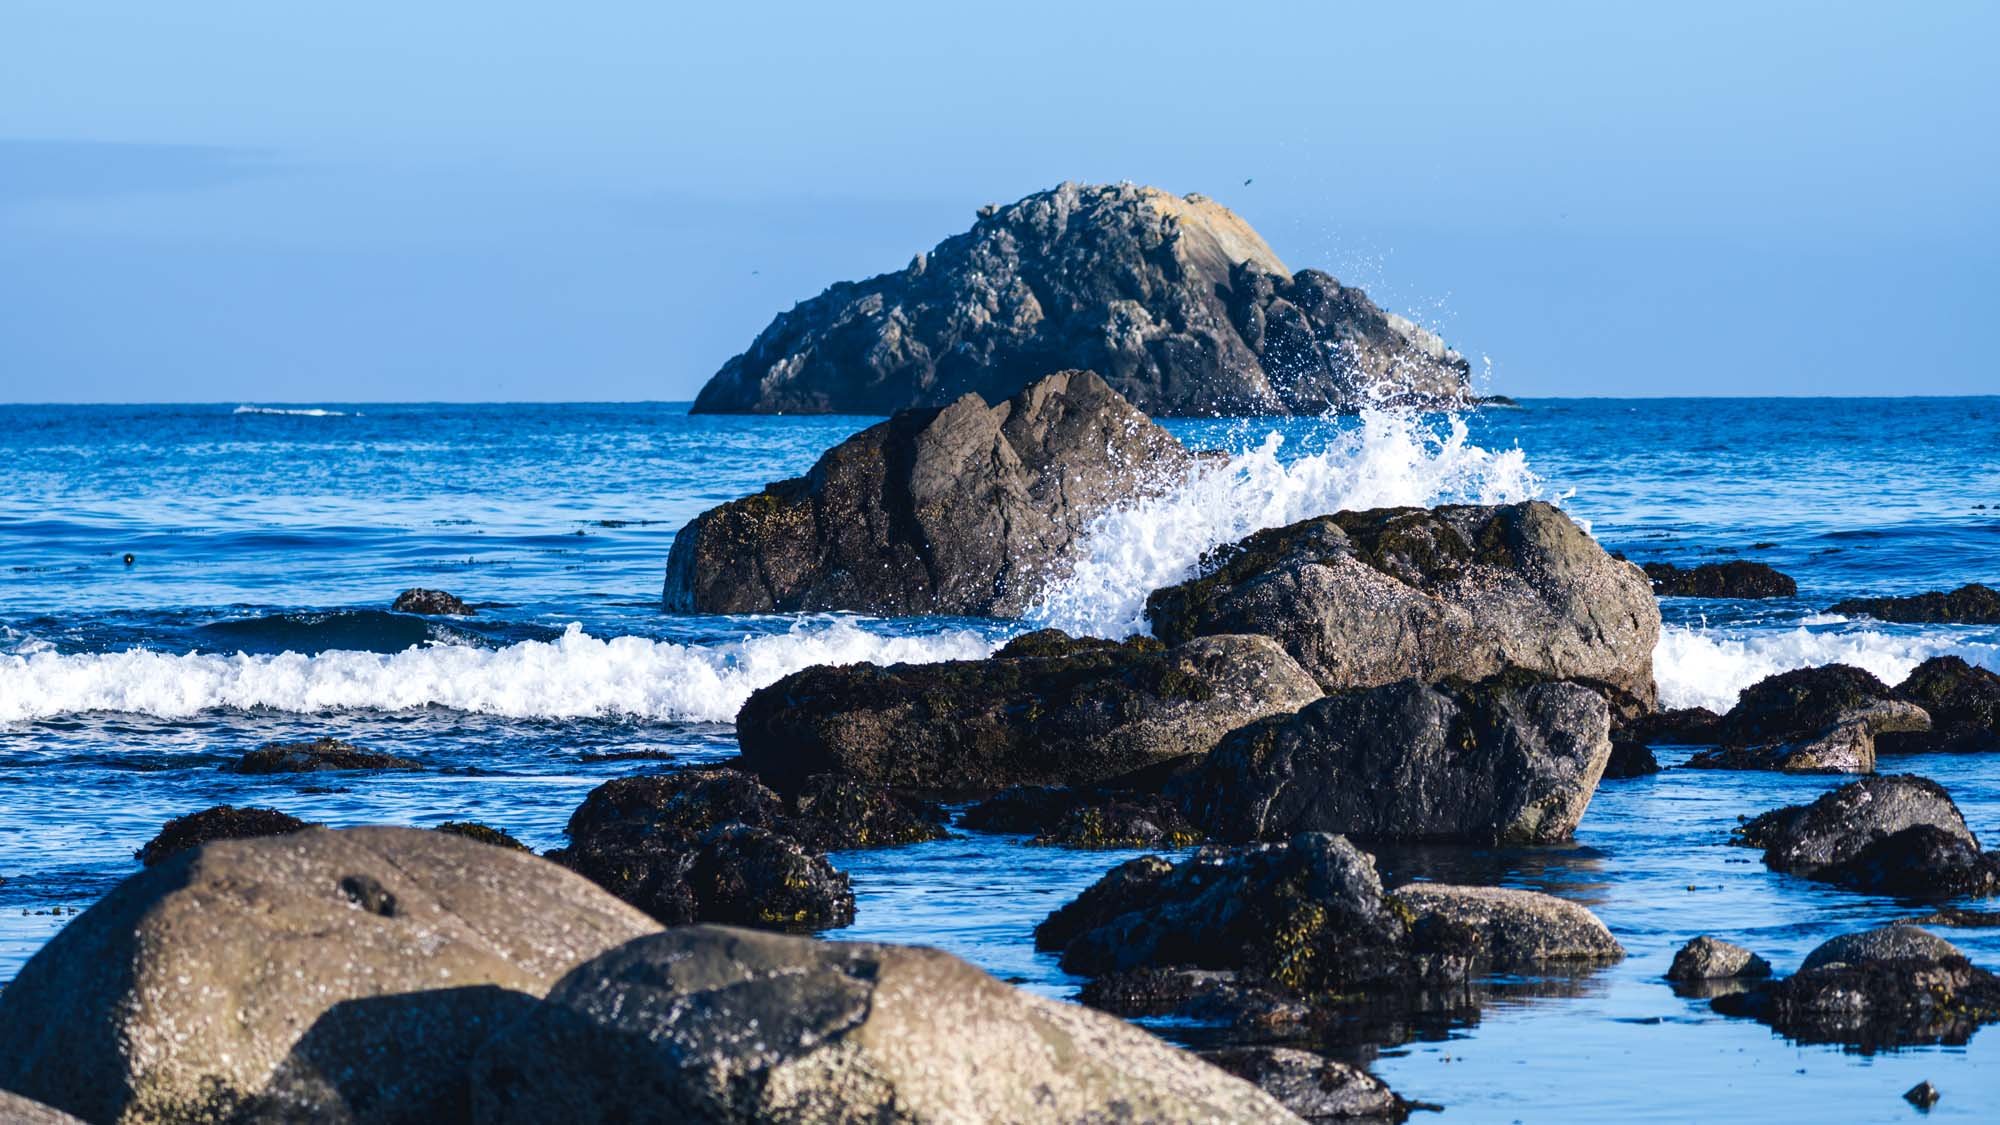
[233,405,351,417]
[1026,407,1543,637]
[1655,622,2000,712]
[0,620,997,723]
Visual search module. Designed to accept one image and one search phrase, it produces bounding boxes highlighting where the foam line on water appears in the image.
[233,405,351,417]
[1027,408,1543,638]
[1654,622,2000,712]
[0,620,997,723]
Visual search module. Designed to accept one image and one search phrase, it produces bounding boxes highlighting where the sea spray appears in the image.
[1654,621,2000,713]
[1027,407,1544,638]
[0,618,998,723]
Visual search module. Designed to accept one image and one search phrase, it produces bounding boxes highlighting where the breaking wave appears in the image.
[0,620,997,723]
[1654,621,2000,712]
[1027,408,1545,638]
[233,405,351,417]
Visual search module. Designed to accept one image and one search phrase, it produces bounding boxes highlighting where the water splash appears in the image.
[1026,407,1544,638]
[233,405,351,417]
[1654,621,2000,712]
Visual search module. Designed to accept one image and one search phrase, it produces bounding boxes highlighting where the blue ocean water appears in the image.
[3,397,1999,1122]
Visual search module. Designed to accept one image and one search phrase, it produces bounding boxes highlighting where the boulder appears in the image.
[558,767,944,853]
[1829,583,2000,624]
[690,181,1468,418]
[1146,502,1660,712]
[960,784,1203,849]
[1883,656,2000,754]
[468,925,1302,1124]
[1200,1047,1410,1122]
[664,369,1190,616]
[433,821,530,851]
[1733,774,1987,892]
[224,735,423,774]
[1712,925,2000,1050]
[1642,560,1797,599]
[391,587,473,615]
[1666,936,1772,982]
[1602,741,1662,779]
[1391,884,1624,966]
[1177,672,1611,845]
[735,633,1322,796]
[136,804,311,866]
[0,827,656,1125]
[1685,664,1929,773]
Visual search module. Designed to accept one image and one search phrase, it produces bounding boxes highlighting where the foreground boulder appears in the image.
[690,181,1469,418]
[1884,656,2000,754]
[1642,560,1797,599]
[469,925,1302,1123]
[736,633,1321,795]
[224,735,423,774]
[1177,672,1611,845]
[0,1093,82,1125]
[665,369,1189,616]
[136,804,310,866]
[391,587,473,615]
[1146,502,1660,711]
[1830,583,2000,624]
[1733,774,2000,897]
[0,827,657,1125]
[1685,664,1929,772]
[1712,926,2000,1050]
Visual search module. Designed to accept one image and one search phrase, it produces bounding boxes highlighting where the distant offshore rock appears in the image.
[1642,560,1796,599]
[1830,582,2000,624]
[392,587,474,615]
[665,370,1189,616]
[691,181,1471,417]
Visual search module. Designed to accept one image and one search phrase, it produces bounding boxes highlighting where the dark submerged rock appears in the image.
[735,633,1321,796]
[1666,936,1772,982]
[1829,583,2000,625]
[784,773,950,851]
[1712,926,2000,1051]
[960,784,1202,849]
[391,587,473,615]
[136,805,311,867]
[1642,560,1797,599]
[1883,656,2000,754]
[664,369,1191,616]
[223,735,423,774]
[691,180,1468,418]
[1200,1046,1411,1122]
[1818,825,2000,900]
[1178,671,1611,845]
[433,821,530,851]
[1733,775,1996,896]
[468,925,1301,1123]
[1145,502,1661,712]
[1906,1081,1942,1108]
[1685,664,1928,773]
[1602,740,1662,779]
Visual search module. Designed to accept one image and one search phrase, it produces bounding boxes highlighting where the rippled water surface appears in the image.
[3,398,1998,1122]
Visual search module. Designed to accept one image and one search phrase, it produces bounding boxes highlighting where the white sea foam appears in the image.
[1654,622,2000,712]
[0,620,996,723]
[1027,408,1544,637]
[233,405,351,417]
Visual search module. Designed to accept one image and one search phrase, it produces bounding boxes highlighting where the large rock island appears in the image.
[691,181,1471,416]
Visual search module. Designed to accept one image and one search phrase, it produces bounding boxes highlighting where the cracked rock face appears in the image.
[664,368,1190,616]
[692,181,1469,418]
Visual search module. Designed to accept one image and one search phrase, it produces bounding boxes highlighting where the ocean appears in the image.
[3,397,1998,1121]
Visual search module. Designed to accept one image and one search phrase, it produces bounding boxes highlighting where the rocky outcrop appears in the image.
[665,370,1189,616]
[1712,926,2000,1050]
[1830,583,2000,624]
[735,633,1322,796]
[1642,560,1797,599]
[1666,936,1772,982]
[1146,502,1660,712]
[1176,672,1611,845]
[0,827,656,1125]
[1732,774,2000,897]
[1201,1047,1411,1122]
[691,181,1469,418]
[136,804,310,866]
[962,785,1204,849]
[1884,656,2000,754]
[1684,664,1930,772]
[224,735,423,774]
[469,925,1302,1123]
[391,587,473,615]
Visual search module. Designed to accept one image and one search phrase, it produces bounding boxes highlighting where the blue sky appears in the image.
[2,1,1994,401]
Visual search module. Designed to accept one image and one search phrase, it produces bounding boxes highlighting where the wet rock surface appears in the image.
[690,181,1469,418]
[1685,664,1929,773]
[1883,656,2000,754]
[1712,926,2000,1050]
[0,827,656,1125]
[136,804,312,866]
[1146,502,1660,711]
[391,587,473,615]
[1829,582,2000,624]
[1666,936,1773,982]
[433,820,531,851]
[469,924,1302,1124]
[665,369,1190,616]
[1201,1046,1411,1122]
[735,632,1321,796]
[1734,775,1998,897]
[1642,560,1797,598]
[962,784,1204,849]
[1178,671,1611,845]
[224,735,424,774]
